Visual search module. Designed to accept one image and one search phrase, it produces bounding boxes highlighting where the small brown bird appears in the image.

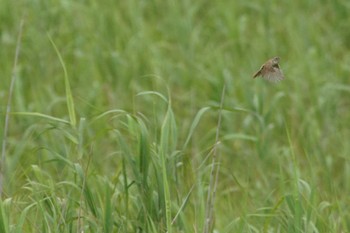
[253,57,284,82]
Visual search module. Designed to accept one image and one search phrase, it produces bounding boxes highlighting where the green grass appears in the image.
[1,0,350,232]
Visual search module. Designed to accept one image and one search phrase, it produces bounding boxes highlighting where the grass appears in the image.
[1,0,350,232]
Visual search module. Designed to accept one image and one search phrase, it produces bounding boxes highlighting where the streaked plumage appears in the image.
[253,57,284,82]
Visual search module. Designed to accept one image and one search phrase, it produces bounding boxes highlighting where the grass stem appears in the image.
[203,84,226,233]
[0,19,24,197]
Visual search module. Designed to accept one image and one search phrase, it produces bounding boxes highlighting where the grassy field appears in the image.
[1,0,350,232]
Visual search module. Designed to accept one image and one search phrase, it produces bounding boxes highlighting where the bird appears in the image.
[253,57,284,82]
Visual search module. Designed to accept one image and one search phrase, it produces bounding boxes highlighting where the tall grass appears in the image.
[1,0,350,232]
[1,19,24,197]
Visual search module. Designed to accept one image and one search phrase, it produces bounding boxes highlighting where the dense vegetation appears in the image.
[1,1,350,232]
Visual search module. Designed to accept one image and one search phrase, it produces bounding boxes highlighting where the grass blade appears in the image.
[47,34,76,127]
[11,112,70,124]
[0,200,9,233]
[182,107,211,150]
[1,19,24,197]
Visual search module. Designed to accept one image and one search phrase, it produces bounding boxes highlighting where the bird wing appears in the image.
[262,68,284,82]
[253,65,264,78]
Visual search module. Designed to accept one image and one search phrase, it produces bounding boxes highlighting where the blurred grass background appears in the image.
[1,0,350,232]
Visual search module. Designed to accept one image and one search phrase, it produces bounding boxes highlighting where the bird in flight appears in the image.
[253,57,284,82]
